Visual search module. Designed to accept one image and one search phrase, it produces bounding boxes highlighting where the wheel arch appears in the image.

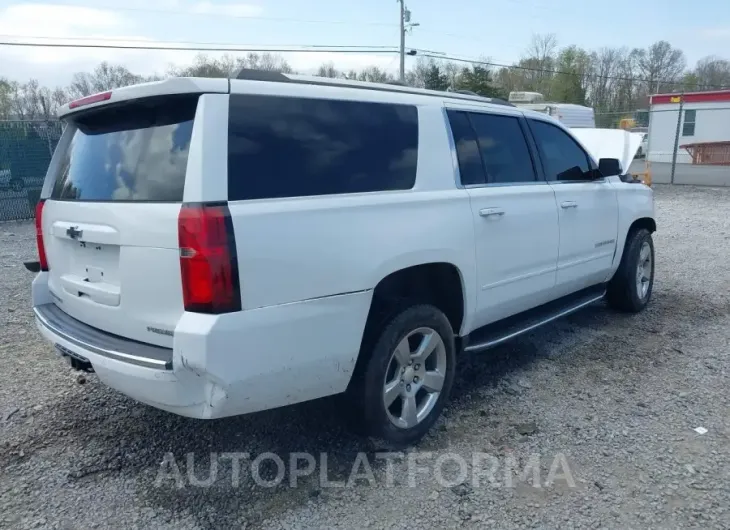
[629,217,656,235]
[610,215,657,279]
[366,261,468,337]
[367,250,476,336]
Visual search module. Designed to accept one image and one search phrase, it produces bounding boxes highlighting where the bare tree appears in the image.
[633,41,686,93]
[52,87,69,109]
[526,33,558,68]
[7,81,29,120]
[493,67,517,94]
[586,47,622,111]
[408,58,432,88]
[254,52,293,72]
[356,66,393,83]
[172,53,293,78]
[68,62,143,98]
[172,54,232,78]
[442,61,462,91]
[691,56,730,90]
[316,62,340,78]
[0,78,12,119]
[518,33,558,95]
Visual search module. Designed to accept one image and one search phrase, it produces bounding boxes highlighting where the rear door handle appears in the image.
[561,201,578,209]
[479,207,505,217]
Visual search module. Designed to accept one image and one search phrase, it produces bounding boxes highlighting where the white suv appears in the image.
[29,72,655,444]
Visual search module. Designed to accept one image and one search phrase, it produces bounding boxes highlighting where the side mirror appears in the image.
[598,158,621,177]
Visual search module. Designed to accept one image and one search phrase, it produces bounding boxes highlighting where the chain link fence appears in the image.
[0,120,63,222]
[596,104,730,186]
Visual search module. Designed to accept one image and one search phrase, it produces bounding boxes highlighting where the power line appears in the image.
[0,41,402,54]
[0,34,400,50]
[420,53,730,91]
[0,37,442,56]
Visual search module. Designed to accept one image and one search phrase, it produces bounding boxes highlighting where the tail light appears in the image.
[35,199,49,271]
[178,203,241,314]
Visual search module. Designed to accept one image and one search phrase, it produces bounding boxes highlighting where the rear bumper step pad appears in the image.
[34,303,173,370]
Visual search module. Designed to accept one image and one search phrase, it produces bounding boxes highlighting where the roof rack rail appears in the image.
[447,88,514,106]
[449,89,479,96]
[232,68,515,107]
[485,97,514,107]
[235,69,291,82]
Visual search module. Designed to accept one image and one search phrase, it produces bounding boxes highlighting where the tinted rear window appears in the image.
[447,110,485,186]
[51,95,198,201]
[228,95,418,200]
[468,113,536,184]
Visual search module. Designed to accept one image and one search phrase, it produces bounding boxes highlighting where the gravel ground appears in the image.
[1,185,729,530]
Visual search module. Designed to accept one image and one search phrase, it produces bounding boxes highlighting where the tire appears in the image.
[347,304,456,446]
[607,228,654,313]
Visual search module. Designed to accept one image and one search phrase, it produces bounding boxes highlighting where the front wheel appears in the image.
[607,228,654,312]
[348,304,456,445]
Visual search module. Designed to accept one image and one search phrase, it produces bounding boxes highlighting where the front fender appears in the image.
[610,180,655,273]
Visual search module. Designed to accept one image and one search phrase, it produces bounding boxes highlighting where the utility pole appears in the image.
[398,0,406,82]
[670,92,684,184]
[397,0,418,82]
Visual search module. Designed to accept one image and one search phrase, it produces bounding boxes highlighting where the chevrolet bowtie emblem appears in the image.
[66,226,83,240]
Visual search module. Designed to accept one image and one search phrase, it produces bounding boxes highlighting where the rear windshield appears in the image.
[51,95,198,202]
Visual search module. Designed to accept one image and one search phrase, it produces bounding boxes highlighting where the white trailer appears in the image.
[508,92,596,129]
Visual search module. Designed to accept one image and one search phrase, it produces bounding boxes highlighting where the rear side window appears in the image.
[447,111,485,186]
[228,95,418,200]
[51,95,198,201]
[468,113,536,184]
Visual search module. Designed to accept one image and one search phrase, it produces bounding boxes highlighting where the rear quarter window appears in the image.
[227,95,419,200]
[51,95,198,202]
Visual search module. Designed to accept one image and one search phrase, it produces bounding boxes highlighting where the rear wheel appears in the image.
[607,228,654,312]
[348,304,456,445]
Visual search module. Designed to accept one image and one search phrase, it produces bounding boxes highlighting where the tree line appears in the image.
[1,34,729,122]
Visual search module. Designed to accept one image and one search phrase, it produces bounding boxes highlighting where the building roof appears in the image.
[650,90,730,105]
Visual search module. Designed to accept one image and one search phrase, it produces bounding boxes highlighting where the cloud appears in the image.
[0,3,127,69]
[0,3,195,82]
[0,2,397,86]
[0,3,122,38]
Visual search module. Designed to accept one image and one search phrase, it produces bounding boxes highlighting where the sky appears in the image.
[1,0,730,87]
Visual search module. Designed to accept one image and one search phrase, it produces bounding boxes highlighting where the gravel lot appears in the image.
[1,185,729,529]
